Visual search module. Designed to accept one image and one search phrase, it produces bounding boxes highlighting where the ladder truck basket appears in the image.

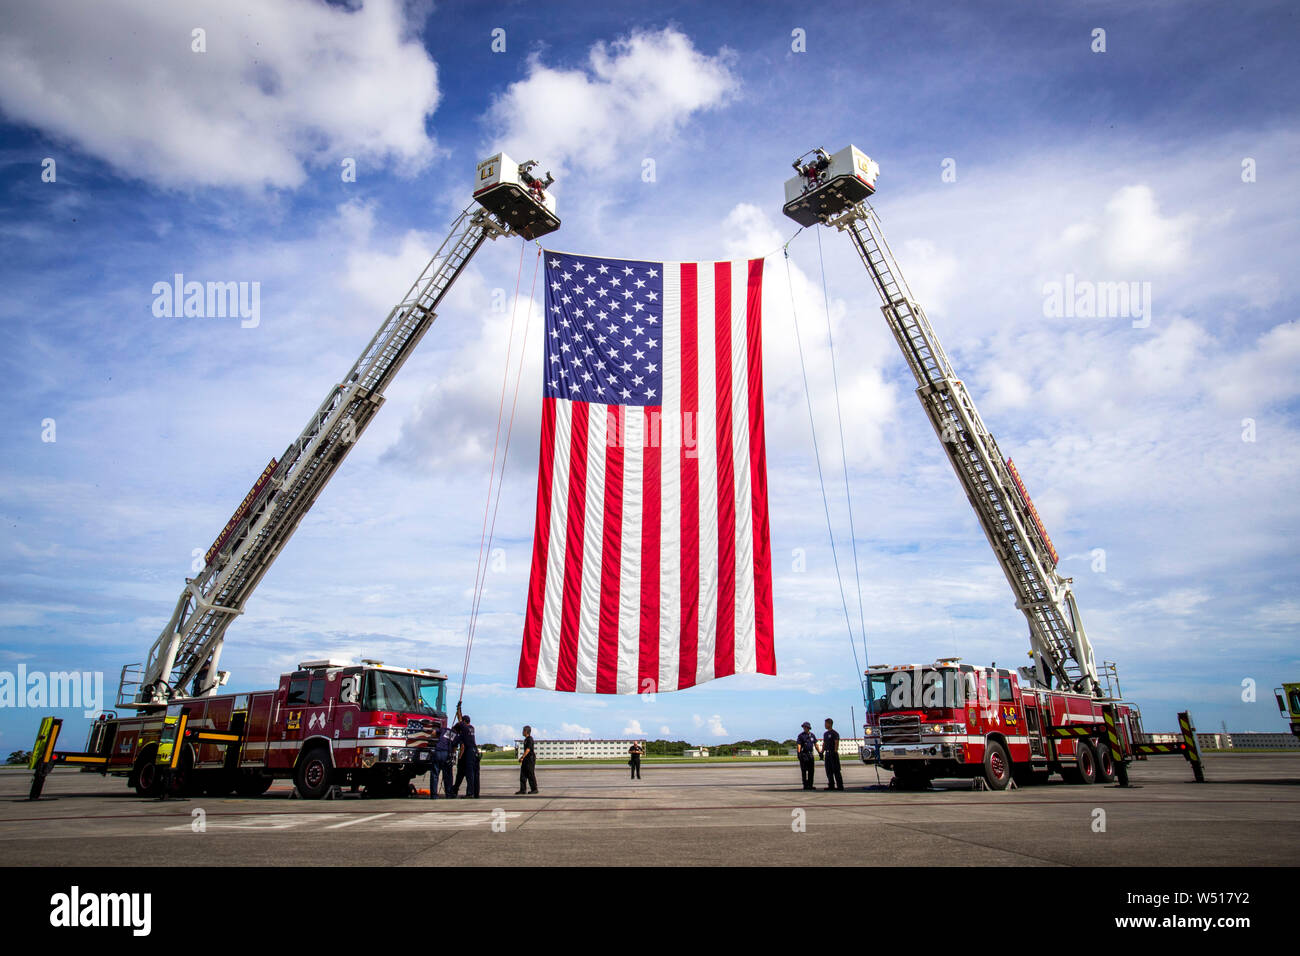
[474,153,560,240]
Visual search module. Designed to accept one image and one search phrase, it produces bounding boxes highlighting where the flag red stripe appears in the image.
[746,258,775,674]
[638,405,661,694]
[713,261,736,679]
[517,396,557,688]
[678,262,699,690]
[555,400,589,692]
[596,404,624,694]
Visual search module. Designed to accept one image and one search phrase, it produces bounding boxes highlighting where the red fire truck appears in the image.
[77,660,447,798]
[862,660,1159,790]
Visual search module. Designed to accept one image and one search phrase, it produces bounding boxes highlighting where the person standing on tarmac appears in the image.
[818,717,845,791]
[429,721,457,799]
[516,725,538,795]
[457,714,480,799]
[795,722,818,791]
[628,741,643,780]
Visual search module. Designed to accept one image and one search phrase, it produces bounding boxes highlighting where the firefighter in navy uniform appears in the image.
[796,722,818,791]
[430,721,457,799]
[516,725,538,795]
[456,714,480,798]
[818,717,844,791]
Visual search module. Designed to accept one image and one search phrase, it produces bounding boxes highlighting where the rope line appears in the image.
[782,246,863,695]
[458,243,535,706]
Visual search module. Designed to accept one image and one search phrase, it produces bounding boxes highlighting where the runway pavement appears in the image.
[1,754,1297,866]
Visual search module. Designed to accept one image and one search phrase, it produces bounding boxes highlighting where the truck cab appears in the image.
[1276,683,1300,739]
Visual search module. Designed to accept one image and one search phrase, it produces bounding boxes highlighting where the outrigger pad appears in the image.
[782,174,876,227]
[474,182,561,240]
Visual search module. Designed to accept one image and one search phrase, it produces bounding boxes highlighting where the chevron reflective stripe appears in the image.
[1134,742,1184,754]
[1178,712,1200,763]
[1104,709,1124,758]
[1049,726,1092,738]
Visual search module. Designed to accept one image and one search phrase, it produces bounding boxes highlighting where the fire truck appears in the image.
[781,146,1204,789]
[27,153,560,800]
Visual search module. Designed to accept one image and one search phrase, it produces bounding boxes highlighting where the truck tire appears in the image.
[133,750,163,797]
[1095,740,1117,783]
[1061,740,1097,785]
[234,772,273,797]
[982,740,1011,790]
[294,746,334,799]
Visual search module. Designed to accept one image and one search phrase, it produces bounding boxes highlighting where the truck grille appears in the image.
[880,714,921,745]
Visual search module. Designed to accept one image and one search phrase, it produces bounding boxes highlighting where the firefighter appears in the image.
[516,725,538,795]
[818,717,845,791]
[430,721,457,799]
[455,714,480,799]
[796,722,817,791]
[628,740,643,780]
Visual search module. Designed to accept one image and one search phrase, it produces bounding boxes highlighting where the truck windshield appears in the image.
[867,669,966,712]
[362,671,446,716]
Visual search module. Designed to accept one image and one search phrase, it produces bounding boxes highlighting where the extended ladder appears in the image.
[825,200,1099,694]
[125,206,512,707]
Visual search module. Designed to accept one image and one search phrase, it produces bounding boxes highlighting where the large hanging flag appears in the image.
[517,252,775,694]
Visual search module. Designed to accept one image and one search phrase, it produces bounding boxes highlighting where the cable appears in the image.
[815,227,872,673]
[783,246,864,698]
[458,246,543,706]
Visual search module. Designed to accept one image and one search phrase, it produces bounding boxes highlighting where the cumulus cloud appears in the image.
[560,721,592,736]
[485,26,737,177]
[622,719,644,735]
[692,713,728,736]
[1058,184,1196,273]
[0,0,438,188]
[1210,321,1300,411]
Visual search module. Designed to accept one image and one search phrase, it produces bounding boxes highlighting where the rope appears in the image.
[815,228,872,671]
[458,246,542,707]
[782,245,864,697]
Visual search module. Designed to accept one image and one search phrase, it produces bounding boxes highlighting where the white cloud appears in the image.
[479,722,516,746]
[485,27,737,177]
[1058,184,1196,273]
[659,725,671,735]
[0,0,438,188]
[1211,321,1300,411]
[560,722,592,736]
[622,719,644,735]
[692,713,728,736]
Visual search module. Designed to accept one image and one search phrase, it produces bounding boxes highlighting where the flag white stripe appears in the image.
[616,410,644,694]
[574,406,607,695]
[535,399,572,691]
[694,265,718,685]
[731,259,757,674]
[658,263,682,693]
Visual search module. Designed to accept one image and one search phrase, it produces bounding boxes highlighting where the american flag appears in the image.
[517,252,775,694]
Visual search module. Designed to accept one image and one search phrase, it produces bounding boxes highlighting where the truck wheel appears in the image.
[1094,741,1117,783]
[1062,741,1097,785]
[234,772,273,797]
[982,741,1011,790]
[294,746,334,799]
[133,750,163,797]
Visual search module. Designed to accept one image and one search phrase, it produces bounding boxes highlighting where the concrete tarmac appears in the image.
[1,754,1297,866]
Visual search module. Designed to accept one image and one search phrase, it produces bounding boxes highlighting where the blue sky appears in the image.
[1,0,1298,751]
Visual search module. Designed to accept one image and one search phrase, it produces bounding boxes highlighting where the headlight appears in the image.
[358,726,403,739]
[924,723,966,735]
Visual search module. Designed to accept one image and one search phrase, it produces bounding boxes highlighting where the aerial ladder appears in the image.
[119,152,560,710]
[782,146,1099,696]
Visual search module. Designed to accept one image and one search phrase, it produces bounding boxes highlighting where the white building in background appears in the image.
[735,749,769,757]
[517,738,646,760]
[684,747,710,757]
